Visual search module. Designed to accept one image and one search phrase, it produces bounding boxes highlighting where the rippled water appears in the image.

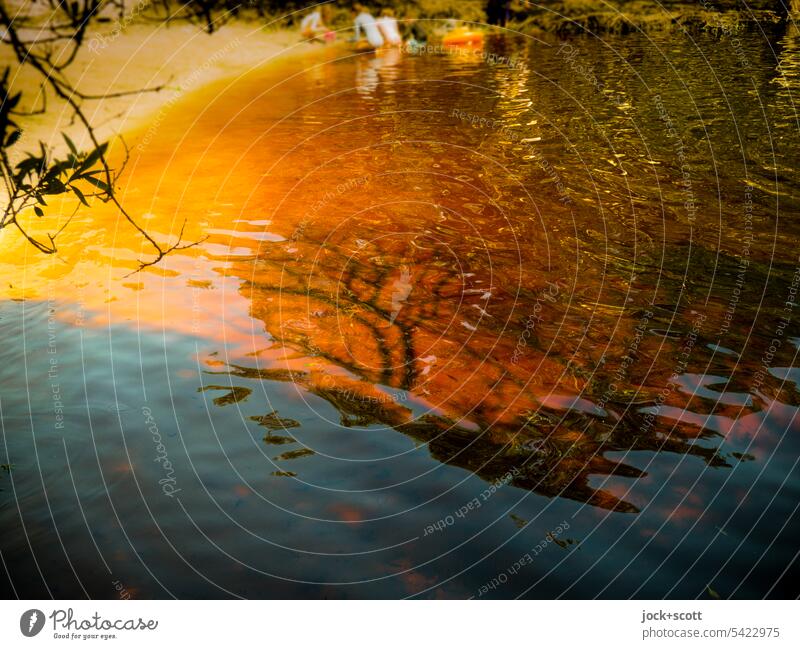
[1,27,799,598]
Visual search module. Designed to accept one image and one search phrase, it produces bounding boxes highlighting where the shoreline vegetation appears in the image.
[1,0,797,261]
[506,1,793,35]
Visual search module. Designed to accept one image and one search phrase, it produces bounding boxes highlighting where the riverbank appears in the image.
[8,20,317,158]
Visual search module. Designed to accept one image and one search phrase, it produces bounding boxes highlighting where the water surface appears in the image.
[1,27,799,598]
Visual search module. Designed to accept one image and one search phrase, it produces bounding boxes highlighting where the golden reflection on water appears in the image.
[3,37,798,513]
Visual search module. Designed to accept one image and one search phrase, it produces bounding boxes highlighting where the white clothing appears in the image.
[354,12,384,48]
[301,11,322,33]
[376,16,402,45]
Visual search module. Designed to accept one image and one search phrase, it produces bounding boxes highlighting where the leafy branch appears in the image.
[0,0,202,268]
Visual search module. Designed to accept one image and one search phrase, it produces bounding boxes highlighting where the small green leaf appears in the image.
[5,129,21,147]
[33,206,44,217]
[80,144,109,173]
[44,178,68,194]
[15,156,39,174]
[62,132,78,156]
[4,92,21,111]
[72,186,89,206]
[82,175,111,193]
[79,169,102,178]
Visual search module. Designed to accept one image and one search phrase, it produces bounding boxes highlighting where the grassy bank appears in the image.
[505,1,787,35]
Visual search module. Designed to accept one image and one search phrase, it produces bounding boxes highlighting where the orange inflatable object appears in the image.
[442,28,485,46]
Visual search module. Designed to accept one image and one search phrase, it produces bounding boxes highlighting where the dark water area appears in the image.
[1,26,799,598]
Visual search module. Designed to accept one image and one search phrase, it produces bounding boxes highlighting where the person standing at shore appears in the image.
[352,4,384,48]
[376,8,403,46]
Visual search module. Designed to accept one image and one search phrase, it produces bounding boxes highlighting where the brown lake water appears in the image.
[1,26,799,598]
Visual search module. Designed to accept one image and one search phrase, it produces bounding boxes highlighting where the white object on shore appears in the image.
[377,16,402,45]
[300,11,322,35]
[354,12,384,47]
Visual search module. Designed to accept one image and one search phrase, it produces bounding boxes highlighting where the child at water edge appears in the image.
[376,8,403,46]
[300,6,334,42]
[352,4,384,48]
